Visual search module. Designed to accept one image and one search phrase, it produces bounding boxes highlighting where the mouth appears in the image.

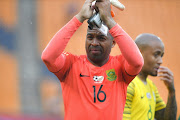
[154,66,160,72]
[90,49,101,54]
[89,47,102,54]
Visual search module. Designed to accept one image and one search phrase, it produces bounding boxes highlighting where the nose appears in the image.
[91,38,100,46]
[157,57,163,65]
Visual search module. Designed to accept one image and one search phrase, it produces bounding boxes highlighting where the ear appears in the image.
[111,40,116,48]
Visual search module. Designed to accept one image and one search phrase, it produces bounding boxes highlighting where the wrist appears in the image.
[168,88,175,95]
[103,17,116,29]
[75,14,86,23]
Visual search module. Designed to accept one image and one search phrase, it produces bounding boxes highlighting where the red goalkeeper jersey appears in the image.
[54,53,135,120]
[41,17,143,120]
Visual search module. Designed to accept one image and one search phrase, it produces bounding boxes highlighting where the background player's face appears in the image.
[141,40,164,76]
[85,28,115,64]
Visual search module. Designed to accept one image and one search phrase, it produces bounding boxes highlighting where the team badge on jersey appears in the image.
[106,69,117,81]
[93,76,104,83]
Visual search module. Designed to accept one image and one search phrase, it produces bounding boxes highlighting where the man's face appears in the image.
[141,40,164,76]
[85,28,115,64]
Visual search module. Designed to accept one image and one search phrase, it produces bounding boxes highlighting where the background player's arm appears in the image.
[155,66,177,120]
[155,92,176,120]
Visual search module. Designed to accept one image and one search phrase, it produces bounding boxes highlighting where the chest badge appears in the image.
[106,69,117,81]
[93,76,104,83]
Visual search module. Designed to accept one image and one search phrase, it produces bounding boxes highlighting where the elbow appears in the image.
[125,55,144,76]
[131,53,144,70]
[41,51,50,64]
[131,58,144,75]
[135,55,144,69]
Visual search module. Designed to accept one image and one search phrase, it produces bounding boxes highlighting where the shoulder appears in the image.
[127,77,138,90]
[129,77,140,86]
[79,54,87,59]
[147,78,156,87]
[146,78,158,92]
[63,51,86,60]
[128,77,145,91]
[111,55,123,60]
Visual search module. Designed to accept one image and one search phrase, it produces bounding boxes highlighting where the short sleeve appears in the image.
[123,81,135,119]
[153,83,166,111]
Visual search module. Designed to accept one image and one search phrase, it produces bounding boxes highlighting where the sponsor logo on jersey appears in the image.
[141,95,144,99]
[106,69,117,81]
[146,92,151,99]
[80,73,90,77]
[93,76,104,83]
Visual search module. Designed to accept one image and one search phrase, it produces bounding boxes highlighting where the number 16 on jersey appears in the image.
[93,85,106,103]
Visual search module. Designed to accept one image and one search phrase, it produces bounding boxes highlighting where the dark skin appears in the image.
[75,0,116,67]
[136,33,177,120]
[86,28,115,67]
[76,0,116,29]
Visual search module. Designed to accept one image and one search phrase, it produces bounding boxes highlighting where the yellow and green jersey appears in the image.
[123,76,166,120]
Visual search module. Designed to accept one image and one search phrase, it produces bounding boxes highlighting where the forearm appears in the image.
[41,16,82,72]
[109,24,144,75]
[164,91,177,120]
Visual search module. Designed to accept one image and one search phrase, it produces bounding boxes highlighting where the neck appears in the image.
[138,71,148,82]
[87,56,109,67]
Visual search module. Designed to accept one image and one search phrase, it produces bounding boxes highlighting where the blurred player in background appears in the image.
[41,0,144,119]
[123,33,177,120]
